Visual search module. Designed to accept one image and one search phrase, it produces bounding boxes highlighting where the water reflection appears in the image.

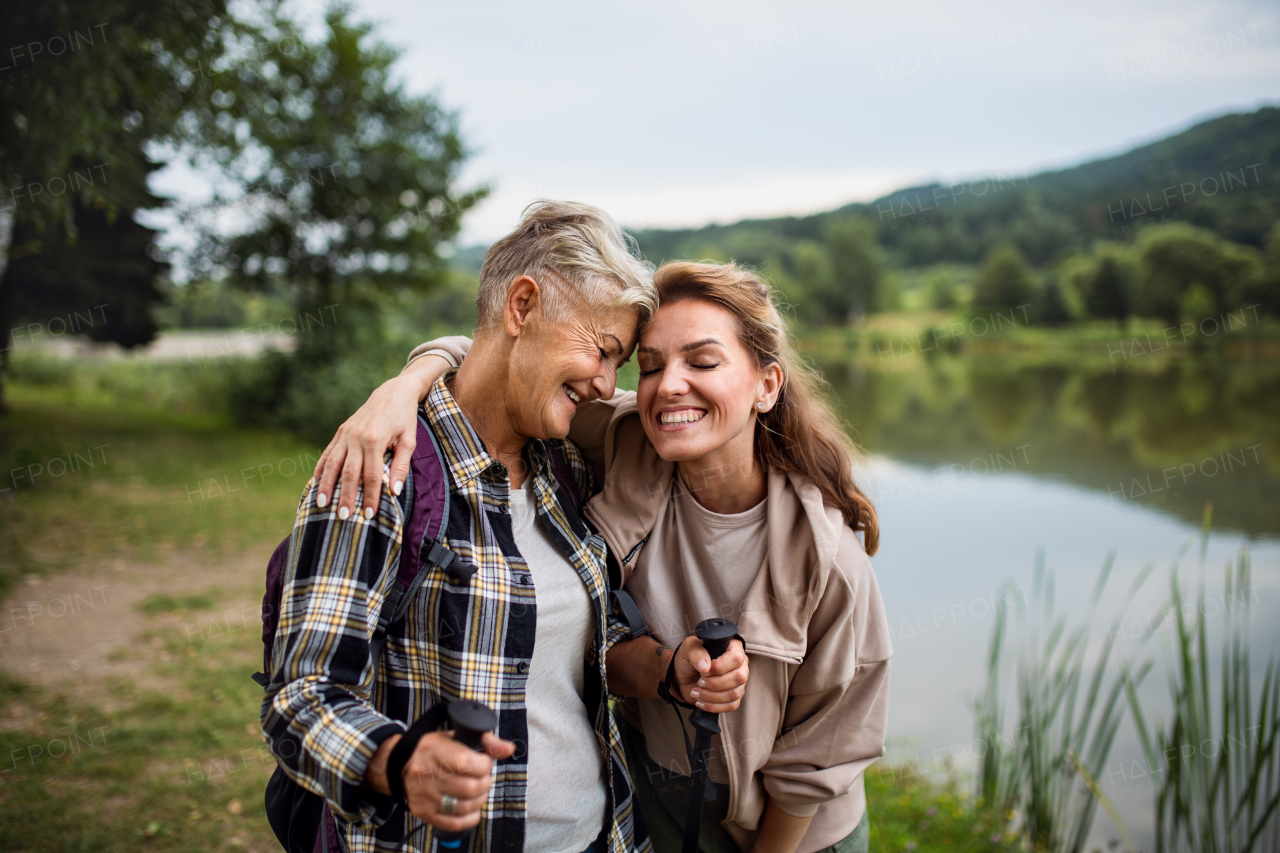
[826,357,1280,538]
[826,355,1280,849]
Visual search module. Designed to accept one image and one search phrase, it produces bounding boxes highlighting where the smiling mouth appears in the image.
[659,409,705,425]
[564,385,581,404]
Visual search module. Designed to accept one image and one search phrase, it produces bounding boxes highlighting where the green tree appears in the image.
[192,9,476,324]
[1179,283,1216,325]
[779,240,834,325]
[1133,224,1260,324]
[1082,255,1130,323]
[1033,277,1072,326]
[972,245,1035,318]
[191,8,480,439]
[0,0,250,405]
[926,269,960,311]
[1234,221,1280,317]
[822,216,881,321]
[3,149,168,349]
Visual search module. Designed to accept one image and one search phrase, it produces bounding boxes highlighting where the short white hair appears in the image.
[475,199,656,332]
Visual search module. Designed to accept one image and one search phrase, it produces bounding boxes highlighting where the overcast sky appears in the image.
[184,0,1280,244]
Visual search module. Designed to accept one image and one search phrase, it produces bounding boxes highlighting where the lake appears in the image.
[824,353,1280,849]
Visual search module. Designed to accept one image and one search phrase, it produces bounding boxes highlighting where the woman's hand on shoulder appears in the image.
[313,355,450,518]
[674,636,749,713]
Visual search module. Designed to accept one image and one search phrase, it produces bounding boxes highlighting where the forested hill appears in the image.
[632,106,1280,269]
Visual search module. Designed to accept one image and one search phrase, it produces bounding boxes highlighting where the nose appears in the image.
[589,360,617,400]
[655,362,688,400]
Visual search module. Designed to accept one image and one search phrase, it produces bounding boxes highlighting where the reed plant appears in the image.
[972,552,1152,852]
[1123,513,1280,852]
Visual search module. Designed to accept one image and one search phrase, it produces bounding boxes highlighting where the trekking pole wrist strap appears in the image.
[657,638,697,710]
[385,704,450,804]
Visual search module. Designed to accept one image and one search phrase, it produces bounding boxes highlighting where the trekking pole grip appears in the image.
[695,618,738,663]
[434,700,498,851]
[688,618,739,732]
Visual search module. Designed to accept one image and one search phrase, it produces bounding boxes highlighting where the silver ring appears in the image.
[441,794,458,816]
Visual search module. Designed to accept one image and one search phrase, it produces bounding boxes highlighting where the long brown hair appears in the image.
[652,261,880,555]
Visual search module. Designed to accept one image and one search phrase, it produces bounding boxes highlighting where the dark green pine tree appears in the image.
[2,147,168,351]
[1034,277,1072,326]
[972,244,1036,316]
[1083,256,1130,323]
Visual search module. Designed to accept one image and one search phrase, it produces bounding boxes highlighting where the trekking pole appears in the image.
[432,700,498,851]
[682,618,739,853]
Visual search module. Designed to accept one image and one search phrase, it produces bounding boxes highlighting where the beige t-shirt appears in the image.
[510,486,607,853]
[621,473,768,785]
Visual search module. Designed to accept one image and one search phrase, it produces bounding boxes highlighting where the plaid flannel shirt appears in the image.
[262,372,646,853]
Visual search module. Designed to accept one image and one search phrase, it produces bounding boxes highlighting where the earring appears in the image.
[756,401,766,410]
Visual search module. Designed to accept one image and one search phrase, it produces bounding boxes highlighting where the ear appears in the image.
[756,362,784,413]
[503,276,541,338]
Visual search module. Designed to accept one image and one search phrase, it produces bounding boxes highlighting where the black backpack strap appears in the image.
[368,581,404,672]
[611,589,649,639]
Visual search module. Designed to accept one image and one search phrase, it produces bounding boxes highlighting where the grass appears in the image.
[0,379,322,601]
[0,374,307,850]
[0,612,281,851]
[866,762,1021,852]
[138,593,221,614]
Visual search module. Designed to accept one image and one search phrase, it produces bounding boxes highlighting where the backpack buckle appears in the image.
[423,539,478,586]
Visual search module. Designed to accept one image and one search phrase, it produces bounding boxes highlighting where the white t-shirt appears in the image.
[622,473,768,784]
[509,486,606,853]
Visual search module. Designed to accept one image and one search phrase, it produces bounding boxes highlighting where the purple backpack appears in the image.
[255,412,579,853]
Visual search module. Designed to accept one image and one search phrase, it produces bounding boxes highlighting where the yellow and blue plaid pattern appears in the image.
[262,373,648,853]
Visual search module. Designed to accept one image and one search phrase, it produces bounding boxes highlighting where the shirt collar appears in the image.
[423,369,553,490]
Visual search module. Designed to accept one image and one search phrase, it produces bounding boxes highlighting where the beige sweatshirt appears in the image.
[407,338,893,853]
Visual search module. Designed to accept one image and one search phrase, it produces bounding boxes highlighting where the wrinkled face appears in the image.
[508,290,638,441]
[636,299,770,462]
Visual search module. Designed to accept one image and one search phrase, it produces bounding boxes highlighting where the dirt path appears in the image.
[0,543,273,706]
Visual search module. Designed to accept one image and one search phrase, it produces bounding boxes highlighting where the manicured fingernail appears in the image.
[698,679,706,687]
[363,506,374,520]
[695,701,705,709]
[393,480,403,496]
[690,689,699,700]
[696,660,709,672]
[338,506,349,520]
[317,493,328,508]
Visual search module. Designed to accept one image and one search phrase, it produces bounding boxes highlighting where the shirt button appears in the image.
[516,661,529,674]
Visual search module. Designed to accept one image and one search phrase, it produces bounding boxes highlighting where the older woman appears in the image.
[317,262,891,853]
[265,202,748,853]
